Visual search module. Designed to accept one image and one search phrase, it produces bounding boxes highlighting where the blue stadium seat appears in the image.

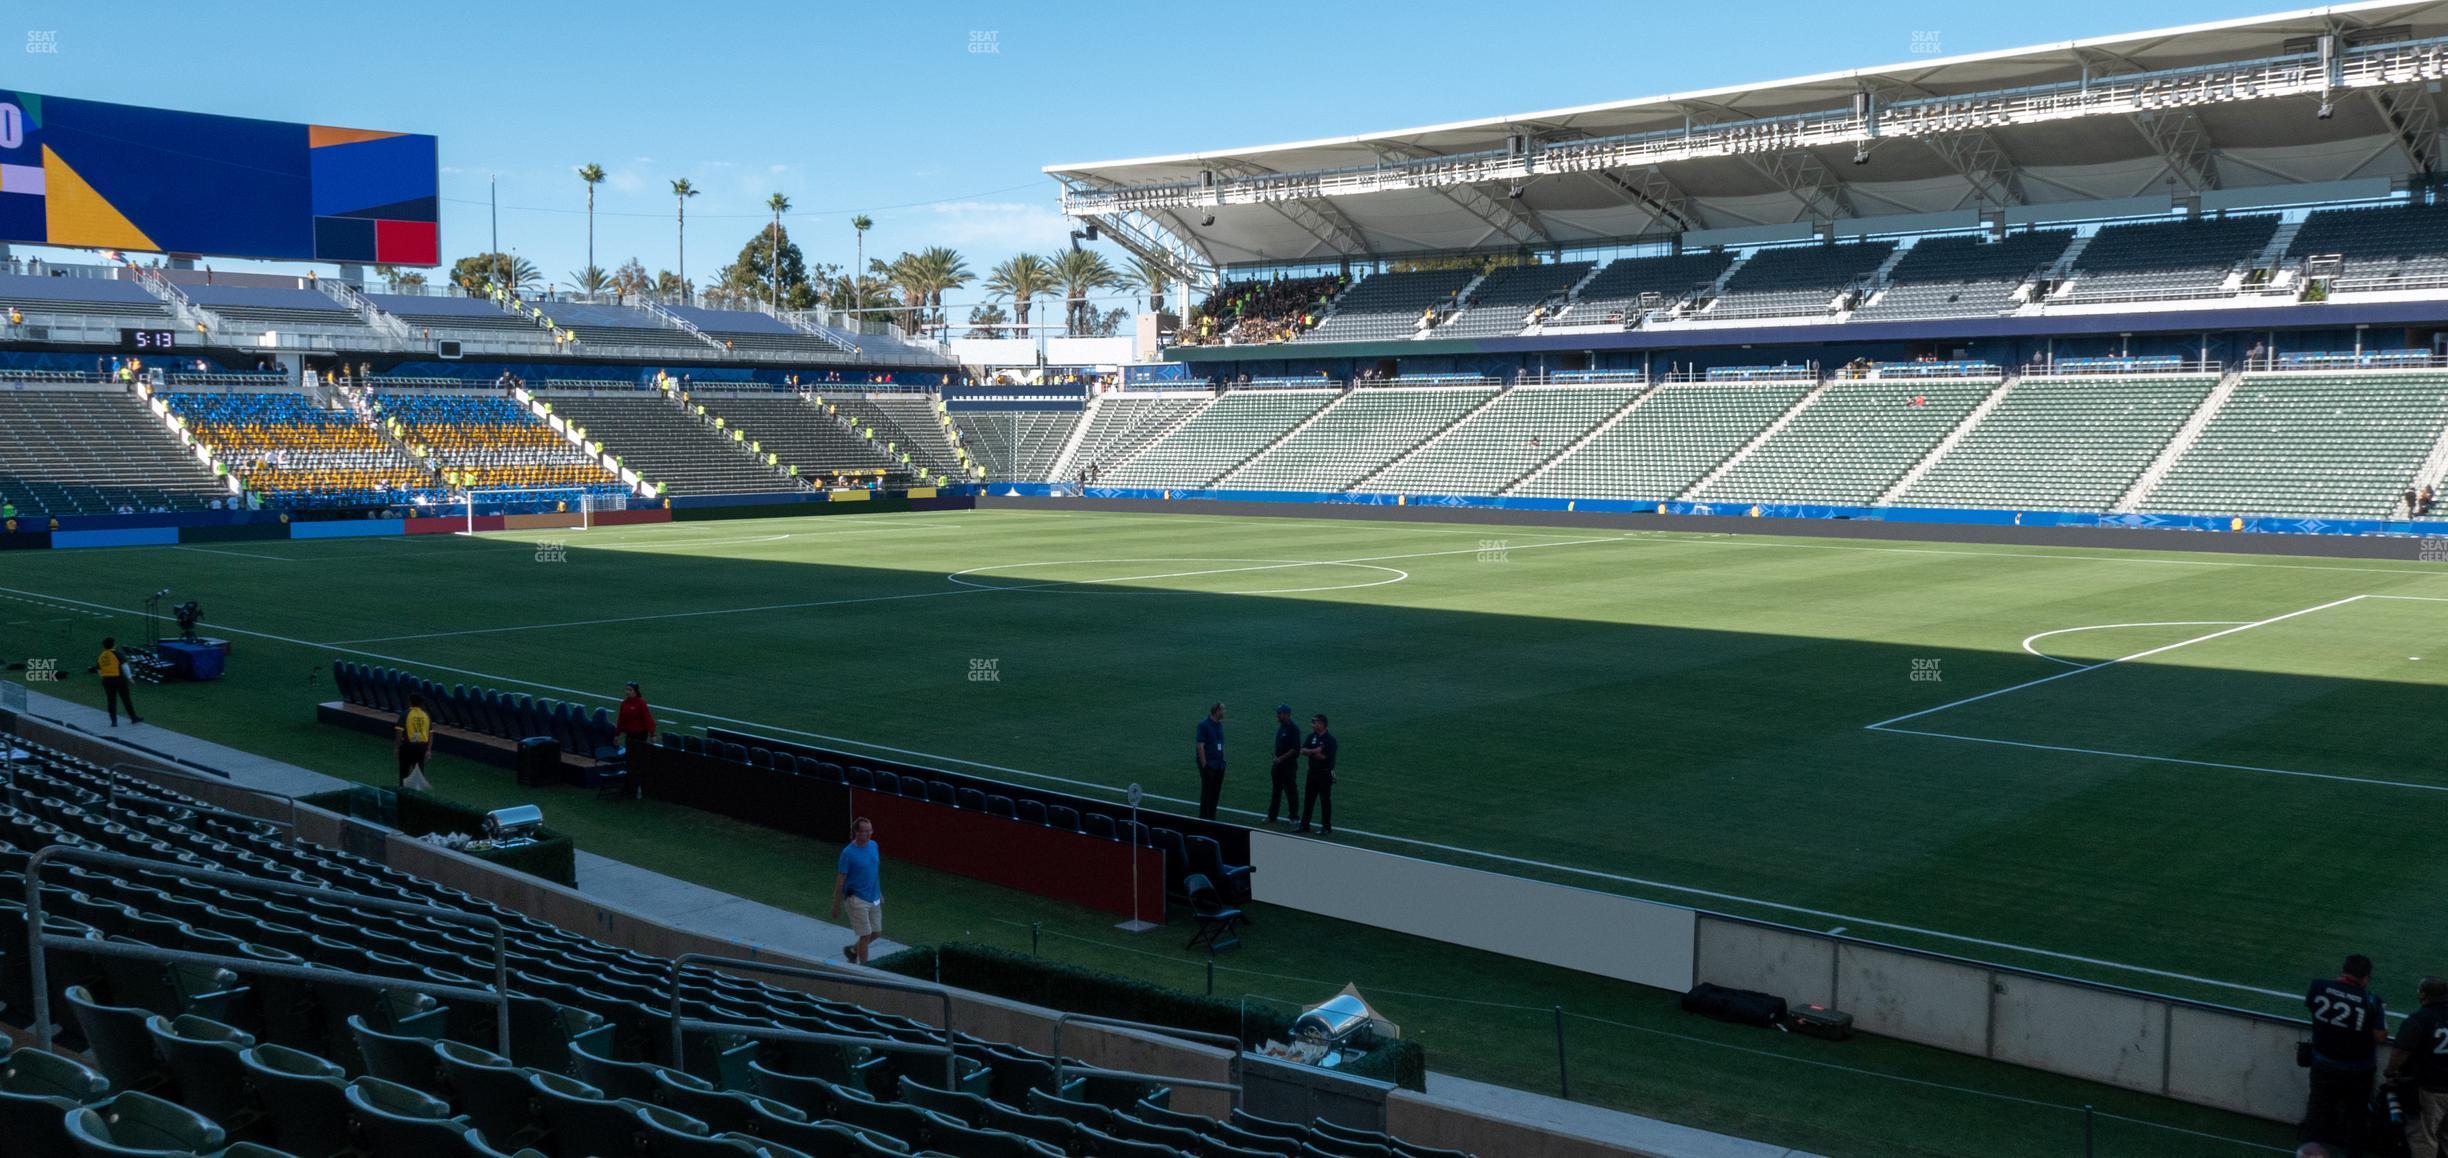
[1045,806,1079,833]
[930,781,959,808]
[1083,814,1117,840]
[985,796,1016,820]
[956,787,985,812]
[1018,800,1047,827]
[872,770,899,795]
[1187,836,1253,904]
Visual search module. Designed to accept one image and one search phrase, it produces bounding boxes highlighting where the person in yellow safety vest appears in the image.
[92,637,141,726]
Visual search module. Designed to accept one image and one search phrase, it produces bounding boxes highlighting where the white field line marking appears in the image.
[323,533,1631,645]
[2019,621,2245,667]
[0,592,106,618]
[1877,726,2448,796]
[1864,595,2372,732]
[1038,508,2448,577]
[2368,594,2448,602]
[0,579,2310,1003]
[171,545,299,562]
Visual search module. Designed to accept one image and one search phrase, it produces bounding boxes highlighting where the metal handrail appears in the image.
[668,951,957,1088]
[26,845,514,1055]
[1050,1010,1243,1107]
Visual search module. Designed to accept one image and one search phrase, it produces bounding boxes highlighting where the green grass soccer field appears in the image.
[6,506,2447,1154]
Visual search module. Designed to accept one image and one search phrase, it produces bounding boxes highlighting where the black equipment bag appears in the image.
[1788,1003,1854,1041]
[1681,982,1788,1028]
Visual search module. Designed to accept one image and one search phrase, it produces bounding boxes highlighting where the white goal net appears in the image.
[455,488,625,534]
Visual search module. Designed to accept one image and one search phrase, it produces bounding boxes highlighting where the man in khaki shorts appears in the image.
[831,817,883,964]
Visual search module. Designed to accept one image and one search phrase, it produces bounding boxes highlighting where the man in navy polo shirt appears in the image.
[1193,702,1226,820]
[1298,713,1338,836]
[2304,953,2387,1155]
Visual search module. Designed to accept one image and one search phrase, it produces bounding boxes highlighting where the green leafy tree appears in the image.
[450,252,538,297]
[610,258,651,303]
[652,269,688,300]
[721,222,817,311]
[965,303,1010,339]
[375,266,427,293]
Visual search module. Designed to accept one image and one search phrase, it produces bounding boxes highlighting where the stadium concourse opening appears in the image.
[15,1,2448,1154]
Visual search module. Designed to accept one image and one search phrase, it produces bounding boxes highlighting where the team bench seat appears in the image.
[320,661,617,777]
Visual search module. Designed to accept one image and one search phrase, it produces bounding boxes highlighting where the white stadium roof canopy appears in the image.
[1047,1,2448,280]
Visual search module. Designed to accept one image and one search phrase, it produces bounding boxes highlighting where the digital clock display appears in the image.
[121,328,177,350]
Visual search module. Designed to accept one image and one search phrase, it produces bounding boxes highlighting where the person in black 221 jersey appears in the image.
[2302,954,2387,1156]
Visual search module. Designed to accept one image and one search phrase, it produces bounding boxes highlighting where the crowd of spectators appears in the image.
[1191,274,1347,345]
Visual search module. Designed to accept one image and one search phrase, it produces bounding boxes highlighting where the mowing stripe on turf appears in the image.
[322,533,1635,644]
[0,579,2309,1005]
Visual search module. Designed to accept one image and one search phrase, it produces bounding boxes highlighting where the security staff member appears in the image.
[2304,954,2387,1155]
[1297,713,1337,836]
[395,693,433,788]
[92,637,141,727]
[1266,704,1301,826]
[1193,703,1226,820]
[2388,977,2448,1157]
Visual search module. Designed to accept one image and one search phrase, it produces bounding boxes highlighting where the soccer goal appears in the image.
[455,488,625,535]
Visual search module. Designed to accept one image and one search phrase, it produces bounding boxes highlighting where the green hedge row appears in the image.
[301,786,578,888]
[870,942,1424,1091]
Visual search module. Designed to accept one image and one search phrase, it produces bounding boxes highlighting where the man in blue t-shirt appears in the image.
[831,817,883,964]
[1193,702,1227,820]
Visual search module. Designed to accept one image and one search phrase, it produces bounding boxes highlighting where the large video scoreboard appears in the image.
[0,90,438,265]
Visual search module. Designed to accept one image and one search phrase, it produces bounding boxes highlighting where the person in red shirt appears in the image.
[615,682,657,753]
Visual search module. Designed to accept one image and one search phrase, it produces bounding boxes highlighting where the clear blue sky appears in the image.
[9,0,2287,293]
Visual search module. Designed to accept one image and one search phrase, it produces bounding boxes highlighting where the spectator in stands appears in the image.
[2303,954,2387,1155]
[615,682,656,753]
[2388,976,2448,1157]
[831,817,883,964]
[90,637,140,727]
[395,693,433,789]
[1194,702,1228,820]
[1266,704,1301,827]
[1297,713,1337,836]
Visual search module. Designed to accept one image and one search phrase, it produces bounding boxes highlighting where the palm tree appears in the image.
[1124,255,1176,314]
[671,179,700,303]
[985,254,1056,334]
[912,246,972,333]
[766,193,792,311]
[569,265,611,297]
[1051,248,1122,334]
[577,163,606,274]
[850,214,872,288]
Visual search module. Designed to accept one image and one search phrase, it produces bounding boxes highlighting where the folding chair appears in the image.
[1183,875,1242,953]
